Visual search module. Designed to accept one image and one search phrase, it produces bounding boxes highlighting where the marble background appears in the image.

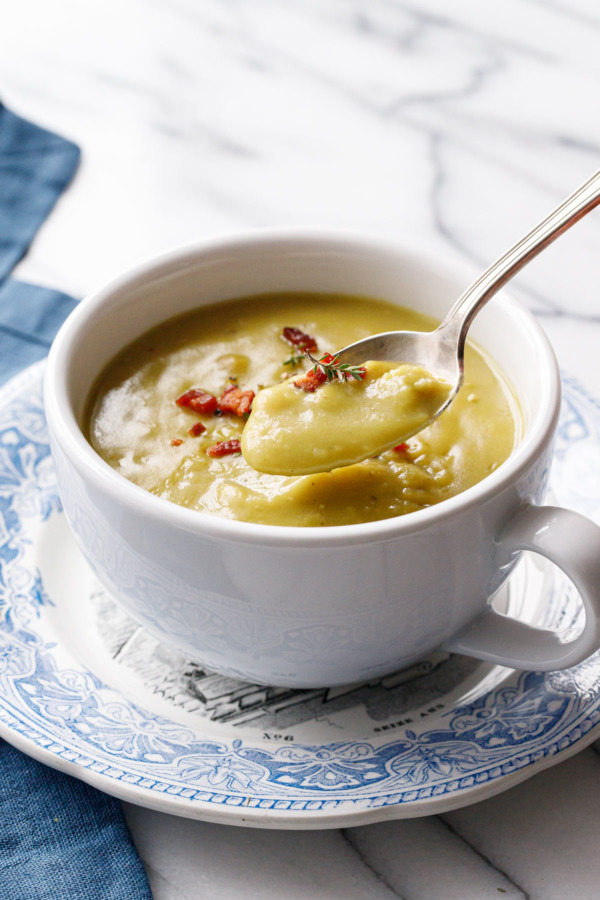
[2,0,600,897]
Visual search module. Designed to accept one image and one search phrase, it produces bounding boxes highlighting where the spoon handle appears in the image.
[441,168,600,356]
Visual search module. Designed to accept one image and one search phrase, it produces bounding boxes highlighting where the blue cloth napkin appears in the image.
[0,743,151,900]
[0,279,77,384]
[0,101,80,280]
[0,103,152,899]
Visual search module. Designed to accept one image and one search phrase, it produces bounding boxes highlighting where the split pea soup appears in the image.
[86,292,520,527]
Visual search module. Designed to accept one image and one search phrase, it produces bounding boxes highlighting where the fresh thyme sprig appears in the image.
[305,350,367,383]
[283,350,306,368]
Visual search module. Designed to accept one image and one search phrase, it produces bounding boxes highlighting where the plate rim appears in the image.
[1,711,599,829]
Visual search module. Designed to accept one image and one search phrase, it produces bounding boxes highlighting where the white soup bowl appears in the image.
[43,232,600,687]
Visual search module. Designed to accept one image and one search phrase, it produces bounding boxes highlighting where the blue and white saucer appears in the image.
[0,363,599,828]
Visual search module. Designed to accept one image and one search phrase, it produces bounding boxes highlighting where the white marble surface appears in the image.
[2,0,600,897]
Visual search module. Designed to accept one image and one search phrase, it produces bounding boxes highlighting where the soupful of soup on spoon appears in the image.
[242,168,600,477]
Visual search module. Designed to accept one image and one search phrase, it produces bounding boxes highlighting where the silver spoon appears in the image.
[334,168,600,426]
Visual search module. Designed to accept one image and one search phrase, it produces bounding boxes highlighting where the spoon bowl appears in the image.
[332,326,462,427]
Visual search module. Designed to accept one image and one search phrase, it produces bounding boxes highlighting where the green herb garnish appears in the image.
[306,351,367,383]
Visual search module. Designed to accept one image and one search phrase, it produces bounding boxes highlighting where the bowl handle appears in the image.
[443,505,600,670]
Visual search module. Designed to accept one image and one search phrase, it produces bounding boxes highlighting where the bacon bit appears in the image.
[281,326,318,353]
[170,438,184,447]
[176,388,219,415]
[394,443,409,453]
[218,384,255,417]
[188,422,206,437]
[207,439,242,458]
[293,367,328,393]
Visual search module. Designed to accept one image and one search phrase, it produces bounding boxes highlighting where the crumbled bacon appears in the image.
[282,326,318,353]
[176,388,219,415]
[218,384,254,417]
[170,438,183,447]
[293,367,328,393]
[207,439,242,458]
[188,422,207,437]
